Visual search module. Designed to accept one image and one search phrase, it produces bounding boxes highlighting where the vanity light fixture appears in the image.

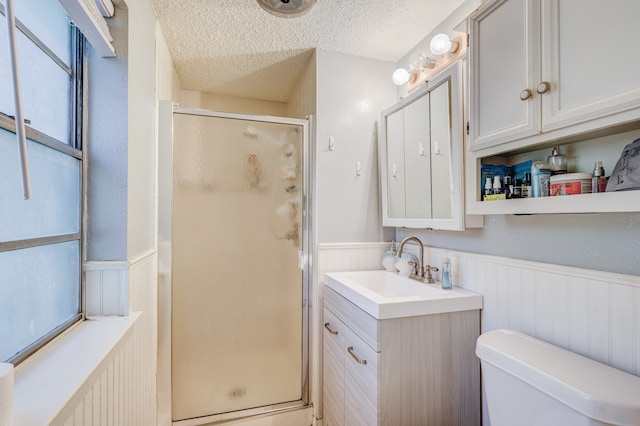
[430,33,459,55]
[392,51,437,86]
[256,0,317,18]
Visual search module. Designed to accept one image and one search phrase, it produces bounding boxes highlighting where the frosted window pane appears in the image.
[0,241,80,361]
[0,128,80,241]
[0,25,71,143]
[0,0,71,66]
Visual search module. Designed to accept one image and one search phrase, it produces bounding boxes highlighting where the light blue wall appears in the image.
[397,212,640,276]
[86,7,129,261]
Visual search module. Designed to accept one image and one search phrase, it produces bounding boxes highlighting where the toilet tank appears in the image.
[476,329,640,426]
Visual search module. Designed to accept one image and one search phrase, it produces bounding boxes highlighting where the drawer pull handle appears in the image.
[324,323,338,335]
[347,346,367,365]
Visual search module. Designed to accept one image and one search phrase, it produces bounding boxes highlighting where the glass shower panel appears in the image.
[171,113,304,421]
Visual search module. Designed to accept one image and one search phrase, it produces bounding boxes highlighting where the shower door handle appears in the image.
[298,250,306,270]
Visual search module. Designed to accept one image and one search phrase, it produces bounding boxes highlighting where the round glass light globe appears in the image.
[430,33,452,55]
[392,68,410,85]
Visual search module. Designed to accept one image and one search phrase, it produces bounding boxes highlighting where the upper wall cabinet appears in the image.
[379,62,482,230]
[469,0,640,154]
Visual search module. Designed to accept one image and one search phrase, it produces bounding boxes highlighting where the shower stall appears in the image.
[158,104,310,425]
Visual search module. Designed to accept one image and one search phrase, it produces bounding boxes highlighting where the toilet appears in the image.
[476,329,640,426]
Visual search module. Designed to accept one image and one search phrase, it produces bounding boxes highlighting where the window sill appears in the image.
[13,313,140,425]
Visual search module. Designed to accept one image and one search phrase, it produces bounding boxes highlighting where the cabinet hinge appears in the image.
[466,121,470,135]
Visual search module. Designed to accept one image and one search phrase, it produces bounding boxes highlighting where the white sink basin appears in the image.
[324,270,483,319]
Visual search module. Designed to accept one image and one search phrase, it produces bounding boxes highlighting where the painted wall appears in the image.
[285,51,316,121]
[86,0,181,424]
[315,49,396,244]
[86,0,160,261]
[126,0,157,259]
[178,90,287,117]
[87,7,128,261]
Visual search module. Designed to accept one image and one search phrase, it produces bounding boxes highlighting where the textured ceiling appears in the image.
[148,0,465,102]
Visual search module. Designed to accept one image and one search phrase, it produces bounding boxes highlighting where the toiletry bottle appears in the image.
[381,241,397,272]
[512,178,522,198]
[484,177,492,200]
[523,172,531,197]
[441,255,452,290]
[547,146,567,175]
[503,175,512,199]
[592,161,607,193]
[492,175,502,194]
[531,161,551,197]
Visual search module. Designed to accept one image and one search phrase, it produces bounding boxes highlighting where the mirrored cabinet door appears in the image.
[403,93,432,219]
[429,80,452,220]
[379,61,480,230]
[386,109,406,219]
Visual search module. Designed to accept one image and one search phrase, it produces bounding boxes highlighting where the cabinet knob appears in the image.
[536,81,551,94]
[519,89,532,101]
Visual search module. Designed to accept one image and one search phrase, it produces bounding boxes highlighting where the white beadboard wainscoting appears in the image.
[317,242,640,425]
[13,251,158,426]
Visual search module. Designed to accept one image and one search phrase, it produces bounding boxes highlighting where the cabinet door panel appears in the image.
[430,80,453,219]
[323,308,345,426]
[470,0,541,150]
[403,93,431,218]
[542,0,640,131]
[344,327,379,426]
[385,109,406,219]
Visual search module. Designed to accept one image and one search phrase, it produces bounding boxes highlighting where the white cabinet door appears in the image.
[403,93,431,218]
[541,0,640,132]
[323,308,345,426]
[470,0,541,150]
[343,327,379,426]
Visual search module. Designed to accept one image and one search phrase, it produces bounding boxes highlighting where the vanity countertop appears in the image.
[324,270,483,320]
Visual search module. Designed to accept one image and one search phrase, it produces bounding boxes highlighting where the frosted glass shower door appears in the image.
[171,112,307,422]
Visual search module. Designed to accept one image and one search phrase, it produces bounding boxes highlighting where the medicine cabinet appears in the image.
[379,61,481,230]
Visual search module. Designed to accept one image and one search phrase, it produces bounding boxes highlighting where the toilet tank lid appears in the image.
[476,329,640,426]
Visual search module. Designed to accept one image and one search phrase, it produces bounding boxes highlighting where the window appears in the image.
[0,0,84,364]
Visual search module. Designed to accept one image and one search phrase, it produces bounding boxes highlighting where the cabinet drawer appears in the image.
[324,286,379,351]
[323,308,345,426]
[323,307,345,363]
[344,326,379,426]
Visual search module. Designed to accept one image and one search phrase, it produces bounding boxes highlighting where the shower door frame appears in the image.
[157,103,312,426]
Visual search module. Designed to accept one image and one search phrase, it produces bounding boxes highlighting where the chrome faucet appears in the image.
[396,236,439,284]
[397,236,423,281]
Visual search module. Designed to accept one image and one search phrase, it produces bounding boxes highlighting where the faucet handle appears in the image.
[423,265,439,284]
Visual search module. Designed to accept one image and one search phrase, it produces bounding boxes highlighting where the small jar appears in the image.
[547,146,567,175]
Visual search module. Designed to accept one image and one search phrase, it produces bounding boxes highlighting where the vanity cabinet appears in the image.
[322,286,480,426]
[469,0,640,153]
